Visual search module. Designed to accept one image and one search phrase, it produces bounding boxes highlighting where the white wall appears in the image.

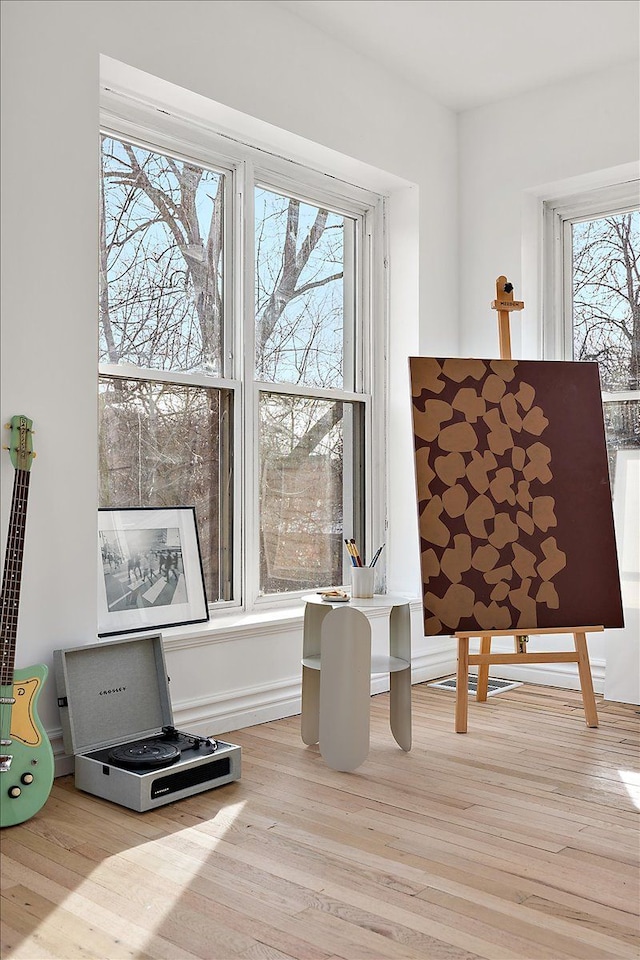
[458,60,640,688]
[0,0,458,768]
[605,451,640,704]
[459,60,639,358]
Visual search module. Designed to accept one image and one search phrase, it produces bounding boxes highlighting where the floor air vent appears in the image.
[429,675,522,696]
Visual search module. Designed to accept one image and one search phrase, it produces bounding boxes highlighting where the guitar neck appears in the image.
[0,468,30,686]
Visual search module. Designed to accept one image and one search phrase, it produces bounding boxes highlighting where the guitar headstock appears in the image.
[5,415,35,472]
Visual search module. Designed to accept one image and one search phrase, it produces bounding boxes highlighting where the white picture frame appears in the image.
[98,507,209,637]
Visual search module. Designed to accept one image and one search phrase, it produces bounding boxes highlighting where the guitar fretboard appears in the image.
[0,469,30,686]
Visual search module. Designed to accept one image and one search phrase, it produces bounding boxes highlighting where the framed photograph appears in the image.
[98,507,209,637]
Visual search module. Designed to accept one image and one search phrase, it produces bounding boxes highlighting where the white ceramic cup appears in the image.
[351,566,374,598]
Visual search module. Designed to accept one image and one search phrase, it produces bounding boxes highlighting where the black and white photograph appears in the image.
[97,507,208,636]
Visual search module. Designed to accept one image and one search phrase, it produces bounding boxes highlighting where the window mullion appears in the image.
[367,201,387,578]
[343,217,356,393]
[225,162,246,608]
[240,159,260,608]
[561,219,574,361]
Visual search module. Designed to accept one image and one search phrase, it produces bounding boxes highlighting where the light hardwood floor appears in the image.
[1,681,639,960]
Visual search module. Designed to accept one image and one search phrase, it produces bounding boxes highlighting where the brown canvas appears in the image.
[409,357,624,636]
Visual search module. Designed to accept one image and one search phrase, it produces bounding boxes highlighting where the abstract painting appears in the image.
[409,358,624,636]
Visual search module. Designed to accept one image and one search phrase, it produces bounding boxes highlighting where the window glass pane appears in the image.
[98,376,233,603]
[603,398,640,487]
[100,135,224,375]
[571,210,640,485]
[255,188,353,389]
[259,393,363,594]
[571,211,639,391]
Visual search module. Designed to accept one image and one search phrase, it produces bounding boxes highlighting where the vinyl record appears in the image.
[108,739,180,770]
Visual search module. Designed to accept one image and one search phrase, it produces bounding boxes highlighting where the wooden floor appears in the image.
[1,681,639,960]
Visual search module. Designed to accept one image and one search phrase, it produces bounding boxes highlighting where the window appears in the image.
[544,184,640,486]
[98,96,383,612]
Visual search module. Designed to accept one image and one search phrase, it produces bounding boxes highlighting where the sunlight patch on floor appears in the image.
[618,769,640,810]
[10,799,248,958]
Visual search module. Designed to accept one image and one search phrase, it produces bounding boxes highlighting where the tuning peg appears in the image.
[2,445,9,451]
[3,423,9,430]
[32,452,37,459]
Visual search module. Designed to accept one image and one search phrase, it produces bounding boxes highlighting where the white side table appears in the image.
[301,594,412,771]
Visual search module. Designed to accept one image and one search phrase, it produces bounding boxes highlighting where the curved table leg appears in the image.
[390,667,412,750]
[301,602,332,746]
[319,607,371,772]
[389,603,412,750]
[301,665,320,745]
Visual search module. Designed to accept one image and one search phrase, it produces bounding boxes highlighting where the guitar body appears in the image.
[0,663,55,828]
[1,415,54,827]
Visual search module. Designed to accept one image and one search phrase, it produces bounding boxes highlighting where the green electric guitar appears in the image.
[0,415,54,828]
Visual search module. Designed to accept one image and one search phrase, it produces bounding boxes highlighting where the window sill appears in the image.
[160,595,421,651]
[160,603,307,650]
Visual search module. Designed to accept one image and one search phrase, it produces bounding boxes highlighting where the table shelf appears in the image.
[301,654,409,674]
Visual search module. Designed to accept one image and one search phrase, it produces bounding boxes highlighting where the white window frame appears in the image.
[99,87,388,616]
[542,179,640,370]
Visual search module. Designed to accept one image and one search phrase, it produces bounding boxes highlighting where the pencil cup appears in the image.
[351,567,374,598]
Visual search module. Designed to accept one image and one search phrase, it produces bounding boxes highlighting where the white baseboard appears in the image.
[50,647,604,778]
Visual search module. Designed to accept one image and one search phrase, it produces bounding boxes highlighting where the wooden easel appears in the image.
[453,276,602,733]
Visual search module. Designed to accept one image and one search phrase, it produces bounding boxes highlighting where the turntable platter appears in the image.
[108,740,180,769]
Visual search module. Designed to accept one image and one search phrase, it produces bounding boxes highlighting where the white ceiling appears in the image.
[275,0,640,111]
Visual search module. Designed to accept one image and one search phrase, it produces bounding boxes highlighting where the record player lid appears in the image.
[53,633,173,755]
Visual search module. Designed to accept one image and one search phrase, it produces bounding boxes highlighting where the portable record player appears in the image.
[53,633,241,812]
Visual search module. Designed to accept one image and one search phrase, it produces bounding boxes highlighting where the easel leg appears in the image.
[476,636,491,701]
[455,636,469,733]
[574,631,599,728]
